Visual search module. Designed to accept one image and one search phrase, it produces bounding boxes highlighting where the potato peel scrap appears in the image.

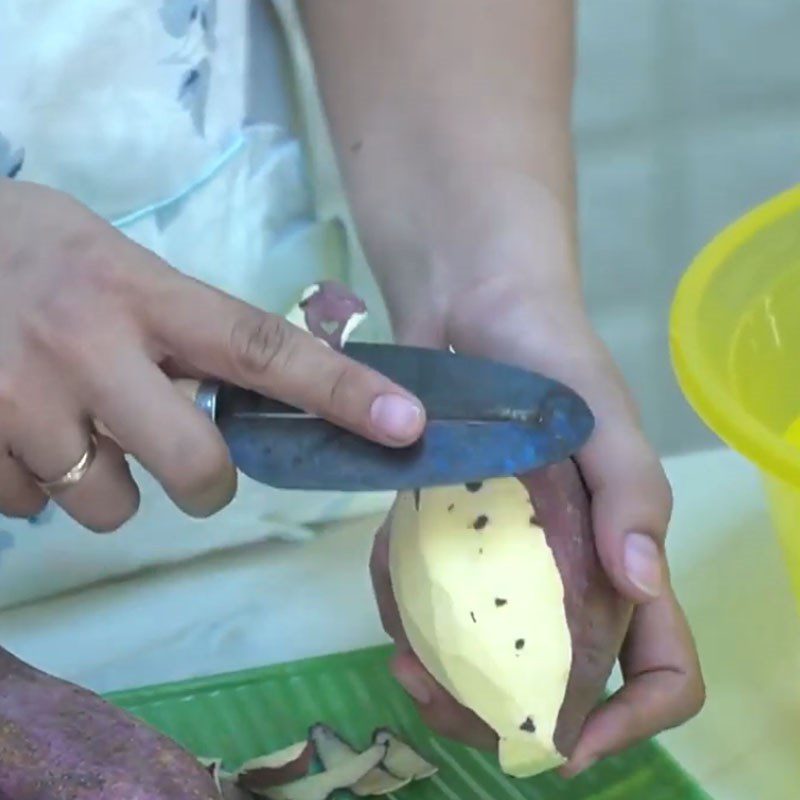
[371,728,438,780]
[200,723,437,799]
[284,281,367,350]
[310,724,410,796]
[199,758,228,792]
[220,776,257,800]
[198,758,251,800]
[236,741,315,792]
[250,743,388,800]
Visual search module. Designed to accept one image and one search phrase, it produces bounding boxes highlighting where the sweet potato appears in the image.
[388,457,632,778]
[0,649,220,799]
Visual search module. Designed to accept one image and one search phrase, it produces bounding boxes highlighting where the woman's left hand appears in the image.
[297,1,703,770]
[369,285,705,776]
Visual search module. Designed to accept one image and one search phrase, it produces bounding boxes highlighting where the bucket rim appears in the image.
[670,182,800,487]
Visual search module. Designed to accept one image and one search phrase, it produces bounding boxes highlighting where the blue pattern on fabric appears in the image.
[178,57,211,136]
[0,132,24,178]
[159,0,202,38]
[160,0,218,134]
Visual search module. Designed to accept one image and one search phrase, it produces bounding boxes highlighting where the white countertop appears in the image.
[0,447,797,799]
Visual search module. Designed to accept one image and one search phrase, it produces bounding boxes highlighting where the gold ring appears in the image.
[36,434,98,495]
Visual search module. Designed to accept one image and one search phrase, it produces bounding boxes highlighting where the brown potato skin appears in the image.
[0,648,219,800]
[299,281,367,349]
[521,459,632,757]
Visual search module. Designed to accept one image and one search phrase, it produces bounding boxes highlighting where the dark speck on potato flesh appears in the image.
[473,515,489,531]
[413,489,420,511]
[470,612,477,623]
[465,481,483,493]
[447,503,455,512]
[520,716,537,733]
[515,639,525,651]
[495,598,507,607]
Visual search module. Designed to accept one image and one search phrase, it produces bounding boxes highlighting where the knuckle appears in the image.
[23,288,95,364]
[21,231,132,365]
[326,363,353,413]
[626,430,674,540]
[651,469,674,539]
[60,227,109,283]
[228,312,295,380]
[54,199,125,277]
[60,225,139,304]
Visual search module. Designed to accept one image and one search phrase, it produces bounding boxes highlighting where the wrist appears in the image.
[383,177,584,347]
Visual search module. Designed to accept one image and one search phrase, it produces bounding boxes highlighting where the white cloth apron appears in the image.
[0,0,394,610]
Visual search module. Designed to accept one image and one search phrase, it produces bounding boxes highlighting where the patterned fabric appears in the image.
[0,132,23,178]
[0,0,394,610]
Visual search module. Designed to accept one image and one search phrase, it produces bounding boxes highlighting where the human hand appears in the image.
[0,180,425,531]
[369,282,704,776]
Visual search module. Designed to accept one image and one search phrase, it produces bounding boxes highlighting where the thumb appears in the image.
[578,418,673,603]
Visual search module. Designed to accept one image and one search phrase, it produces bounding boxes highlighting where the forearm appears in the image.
[300,0,579,343]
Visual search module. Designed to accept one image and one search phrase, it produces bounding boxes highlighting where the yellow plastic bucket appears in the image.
[670,183,800,608]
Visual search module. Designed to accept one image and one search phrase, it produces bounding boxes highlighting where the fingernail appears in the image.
[371,394,423,441]
[394,669,432,705]
[624,532,663,598]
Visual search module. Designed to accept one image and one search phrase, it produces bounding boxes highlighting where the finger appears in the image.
[561,583,705,777]
[13,423,140,534]
[0,448,47,518]
[86,352,236,517]
[146,277,425,446]
[579,414,673,602]
[391,650,498,752]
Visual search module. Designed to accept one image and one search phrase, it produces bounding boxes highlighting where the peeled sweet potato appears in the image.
[388,456,632,778]
[0,648,220,799]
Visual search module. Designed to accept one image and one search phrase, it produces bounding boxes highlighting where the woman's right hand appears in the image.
[0,180,425,531]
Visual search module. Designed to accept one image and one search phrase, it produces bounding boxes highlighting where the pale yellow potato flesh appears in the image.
[389,479,573,778]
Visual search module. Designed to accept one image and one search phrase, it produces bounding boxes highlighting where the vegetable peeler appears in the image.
[187,343,594,491]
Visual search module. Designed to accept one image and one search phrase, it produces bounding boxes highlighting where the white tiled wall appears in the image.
[574,1,800,454]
